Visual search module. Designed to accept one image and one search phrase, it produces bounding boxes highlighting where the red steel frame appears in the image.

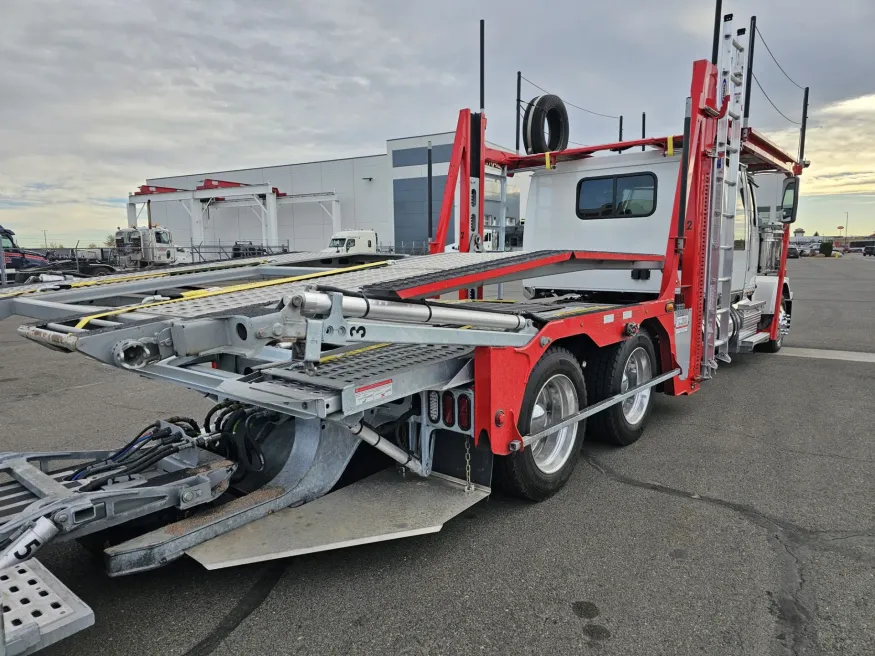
[428,58,801,455]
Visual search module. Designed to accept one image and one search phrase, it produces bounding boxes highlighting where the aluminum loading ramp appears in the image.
[188,469,489,569]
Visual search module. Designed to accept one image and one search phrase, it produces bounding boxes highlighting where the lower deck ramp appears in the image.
[187,469,489,569]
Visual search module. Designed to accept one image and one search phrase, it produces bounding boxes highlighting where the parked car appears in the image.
[787,246,800,259]
[864,246,875,256]
[799,248,809,257]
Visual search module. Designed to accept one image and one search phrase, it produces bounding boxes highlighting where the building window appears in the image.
[577,172,656,220]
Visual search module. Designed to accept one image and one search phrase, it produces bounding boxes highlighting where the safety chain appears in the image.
[464,435,474,492]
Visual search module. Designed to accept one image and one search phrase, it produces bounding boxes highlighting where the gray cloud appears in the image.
[1,0,874,240]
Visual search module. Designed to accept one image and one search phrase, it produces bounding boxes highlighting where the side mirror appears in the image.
[780,177,799,224]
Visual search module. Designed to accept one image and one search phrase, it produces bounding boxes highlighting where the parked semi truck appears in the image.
[0,10,806,652]
[114,226,178,268]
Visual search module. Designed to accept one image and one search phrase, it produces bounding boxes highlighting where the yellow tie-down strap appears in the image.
[0,259,277,300]
[74,260,389,329]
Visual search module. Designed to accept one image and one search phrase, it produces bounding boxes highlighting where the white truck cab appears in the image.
[522,152,791,309]
[322,230,378,255]
[115,226,177,268]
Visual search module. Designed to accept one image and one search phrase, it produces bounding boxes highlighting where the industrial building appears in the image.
[139,131,520,255]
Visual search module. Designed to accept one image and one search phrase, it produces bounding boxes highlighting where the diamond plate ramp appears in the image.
[187,469,489,570]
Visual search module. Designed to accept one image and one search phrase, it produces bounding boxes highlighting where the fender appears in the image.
[752,275,792,316]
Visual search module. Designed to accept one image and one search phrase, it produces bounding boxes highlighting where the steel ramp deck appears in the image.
[0,250,342,299]
[187,468,489,570]
[1,559,94,655]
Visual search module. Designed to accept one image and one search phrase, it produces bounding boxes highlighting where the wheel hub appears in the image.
[530,374,578,474]
[620,347,652,426]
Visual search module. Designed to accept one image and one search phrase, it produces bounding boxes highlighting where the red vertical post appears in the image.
[430,110,469,255]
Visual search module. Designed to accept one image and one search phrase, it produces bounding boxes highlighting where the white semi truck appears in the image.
[114,226,178,268]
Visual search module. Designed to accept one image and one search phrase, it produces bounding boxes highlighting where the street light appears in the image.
[845,211,850,240]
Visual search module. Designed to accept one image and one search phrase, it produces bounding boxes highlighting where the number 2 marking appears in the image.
[686,220,693,231]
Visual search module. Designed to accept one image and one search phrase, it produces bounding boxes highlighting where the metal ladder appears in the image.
[702,14,748,379]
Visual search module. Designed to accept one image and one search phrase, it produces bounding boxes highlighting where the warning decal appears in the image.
[355,379,393,405]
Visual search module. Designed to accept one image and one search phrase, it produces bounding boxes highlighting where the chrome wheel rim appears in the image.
[529,374,579,474]
[621,347,652,426]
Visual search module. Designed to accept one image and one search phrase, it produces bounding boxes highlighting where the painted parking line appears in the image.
[778,347,875,363]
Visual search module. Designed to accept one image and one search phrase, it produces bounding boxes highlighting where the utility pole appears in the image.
[43,230,48,249]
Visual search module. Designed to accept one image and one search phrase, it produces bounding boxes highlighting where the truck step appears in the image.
[187,468,490,570]
[741,332,770,347]
[1,559,93,655]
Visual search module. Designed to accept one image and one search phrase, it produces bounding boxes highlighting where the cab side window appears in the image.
[577,173,656,219]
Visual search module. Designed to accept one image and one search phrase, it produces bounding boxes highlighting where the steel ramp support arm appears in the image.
[430,110,470,254]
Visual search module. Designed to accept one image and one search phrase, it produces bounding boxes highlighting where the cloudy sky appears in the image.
[2,0,873,246]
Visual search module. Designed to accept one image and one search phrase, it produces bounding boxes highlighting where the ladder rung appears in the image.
[732,38,744,52]
[727,146,739,154]
[720,245,733,250]
[725,180,737,187]
[718,276,731,282]
[728,110,740,120]
[722,212,735,218]
[730,74,743,85]
[717,308,729,314]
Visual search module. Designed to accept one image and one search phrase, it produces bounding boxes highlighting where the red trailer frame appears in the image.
[428,58,802,455]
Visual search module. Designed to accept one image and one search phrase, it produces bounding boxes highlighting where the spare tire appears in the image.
[523,94,570,154]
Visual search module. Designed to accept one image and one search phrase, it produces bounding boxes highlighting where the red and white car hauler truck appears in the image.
[0,11,805,653]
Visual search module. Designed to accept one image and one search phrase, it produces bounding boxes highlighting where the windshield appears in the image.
[1,235,14,249]
[328,237,345,248]
[155,230,171,244]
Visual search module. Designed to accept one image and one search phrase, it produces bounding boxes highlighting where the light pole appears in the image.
[43,230,48,249]
[845,212,850,241]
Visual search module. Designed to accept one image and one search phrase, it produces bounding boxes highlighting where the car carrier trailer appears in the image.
[0,11,806,654]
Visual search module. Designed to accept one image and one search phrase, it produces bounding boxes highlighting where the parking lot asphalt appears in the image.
[1,255,873,655]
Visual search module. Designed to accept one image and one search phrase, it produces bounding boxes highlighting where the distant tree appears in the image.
[87,242,98,248]
[47,242,65,249]
[104,234,116,246]
[813,231,820,236]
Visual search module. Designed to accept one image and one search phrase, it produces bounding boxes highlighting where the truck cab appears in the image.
[1,225,49,276]
[522,155,794,308]
[322,230,378,255]
[115,226,176,268]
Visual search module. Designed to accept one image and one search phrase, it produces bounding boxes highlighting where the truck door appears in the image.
[744,177,760,290]
[730,175,752,293]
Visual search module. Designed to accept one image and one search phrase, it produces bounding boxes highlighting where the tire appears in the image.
[522,94,570,154]
[494,347,585,501]
[585,333,657,446]
[757,298,788,353]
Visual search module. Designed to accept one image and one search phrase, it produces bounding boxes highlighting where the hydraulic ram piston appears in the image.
[290,291,527,331]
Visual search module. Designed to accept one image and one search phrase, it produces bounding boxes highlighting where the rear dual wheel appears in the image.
[494,335,658,501]
[494,347,585,501]
[585,333,657,446]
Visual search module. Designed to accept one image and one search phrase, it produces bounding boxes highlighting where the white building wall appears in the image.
[145,154,388,252]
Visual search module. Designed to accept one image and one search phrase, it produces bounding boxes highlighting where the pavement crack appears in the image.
[582,454,875,655]
[582,454,875,564]
[670,421,875,465]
